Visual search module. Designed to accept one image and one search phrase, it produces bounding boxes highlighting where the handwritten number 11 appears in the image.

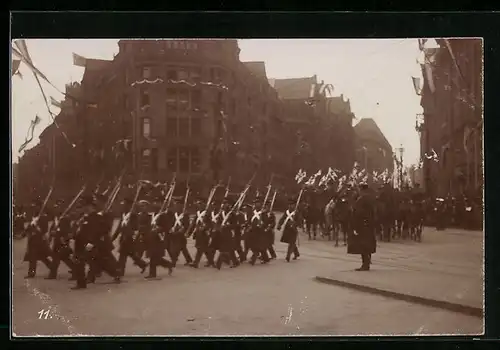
[38,309,50,319]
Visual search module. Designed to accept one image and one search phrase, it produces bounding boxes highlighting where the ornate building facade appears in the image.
[418,38,482,198]
[16,40,357,200]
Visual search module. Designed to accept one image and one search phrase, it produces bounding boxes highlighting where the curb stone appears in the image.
[314,276,483,319]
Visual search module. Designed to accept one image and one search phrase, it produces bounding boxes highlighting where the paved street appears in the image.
[12,220,484,336]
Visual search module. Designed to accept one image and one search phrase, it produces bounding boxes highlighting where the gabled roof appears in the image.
[243,61,267,80]
[272,76,317,100]
[327,94,352,115]
[354,118,391,150]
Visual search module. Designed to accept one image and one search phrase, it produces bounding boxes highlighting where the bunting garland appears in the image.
[12,40,75,149]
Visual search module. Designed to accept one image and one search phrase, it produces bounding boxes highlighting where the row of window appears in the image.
[141,116,203,138]
[141,147,201,173]
[139,88,222,110]
[141,65,224,82]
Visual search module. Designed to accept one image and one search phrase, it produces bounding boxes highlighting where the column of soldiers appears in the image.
[17,181,305,290]
[15,173,483,283]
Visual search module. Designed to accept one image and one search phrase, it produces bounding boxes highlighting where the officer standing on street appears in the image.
[348,183,376,271]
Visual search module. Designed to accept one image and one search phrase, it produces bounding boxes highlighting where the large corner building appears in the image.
[17,39,358,200]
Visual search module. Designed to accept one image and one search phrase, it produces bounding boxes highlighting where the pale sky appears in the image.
[11,39,424,165]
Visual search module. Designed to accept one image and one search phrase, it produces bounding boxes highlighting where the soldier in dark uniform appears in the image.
[13,204,27,239]
[232,204,247,262]
[169,199,193,266]
[240,204,253,261]
[85,194,121,284]
[348,183,376,271]
[140,200,173,279]
[207,201,221,267]
[23,200,53,278]
[111,198,148,277]
[248,197,270,265]
[305,190,322,240]
[71,196,100,289]
[263,203,277,260]
[277,198,302,262]
[215,199,240,269]
[153,199,174,262]
[188,199,214,268]
[46,199,74,279]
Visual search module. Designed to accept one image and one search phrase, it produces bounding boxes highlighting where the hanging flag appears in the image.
[11,45,51,85]
[50,96,62,108]
[73,53,87,67]
[12,59,20,76]
[18,115,41,153]
[411,76,422,96]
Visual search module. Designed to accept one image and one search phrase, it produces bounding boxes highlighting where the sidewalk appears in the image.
[310,226,484,318]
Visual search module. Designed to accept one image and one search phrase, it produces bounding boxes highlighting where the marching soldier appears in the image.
[85,194,121,284]
[111,198,148,277]
[232,204,247,263]
[215,198,239,269]
[13,205,27,239]
[240,204,253,261]
[188,199,214,268]
[348,183,376,271]
[248,197,270,265]
[46,200,74,280]
[169,199,193,267]
[71,196,101,289]
[23,200,53,279]
[277,198,302,262]
[139,200,173,279]
[208,200,221,267]
[263,202,277,260]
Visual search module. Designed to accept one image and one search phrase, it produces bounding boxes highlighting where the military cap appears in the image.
[138,199,149,206]
[288,198,296,205]
[359,183,369,190]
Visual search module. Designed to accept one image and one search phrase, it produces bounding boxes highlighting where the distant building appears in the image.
[354,118,394,174]
[419,39,482,197]
[16,40,357,200]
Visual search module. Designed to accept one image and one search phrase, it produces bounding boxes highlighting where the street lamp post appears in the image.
[396,144,404,188]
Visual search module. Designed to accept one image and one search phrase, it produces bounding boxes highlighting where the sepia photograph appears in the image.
[11,38,484,336]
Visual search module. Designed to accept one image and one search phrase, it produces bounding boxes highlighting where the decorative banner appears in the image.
[12,59,21,76]
[72,53,87,67]
[424,148,439,162]
[18,115,41,153]
[50,96,62,109]
[411,76,422,95]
